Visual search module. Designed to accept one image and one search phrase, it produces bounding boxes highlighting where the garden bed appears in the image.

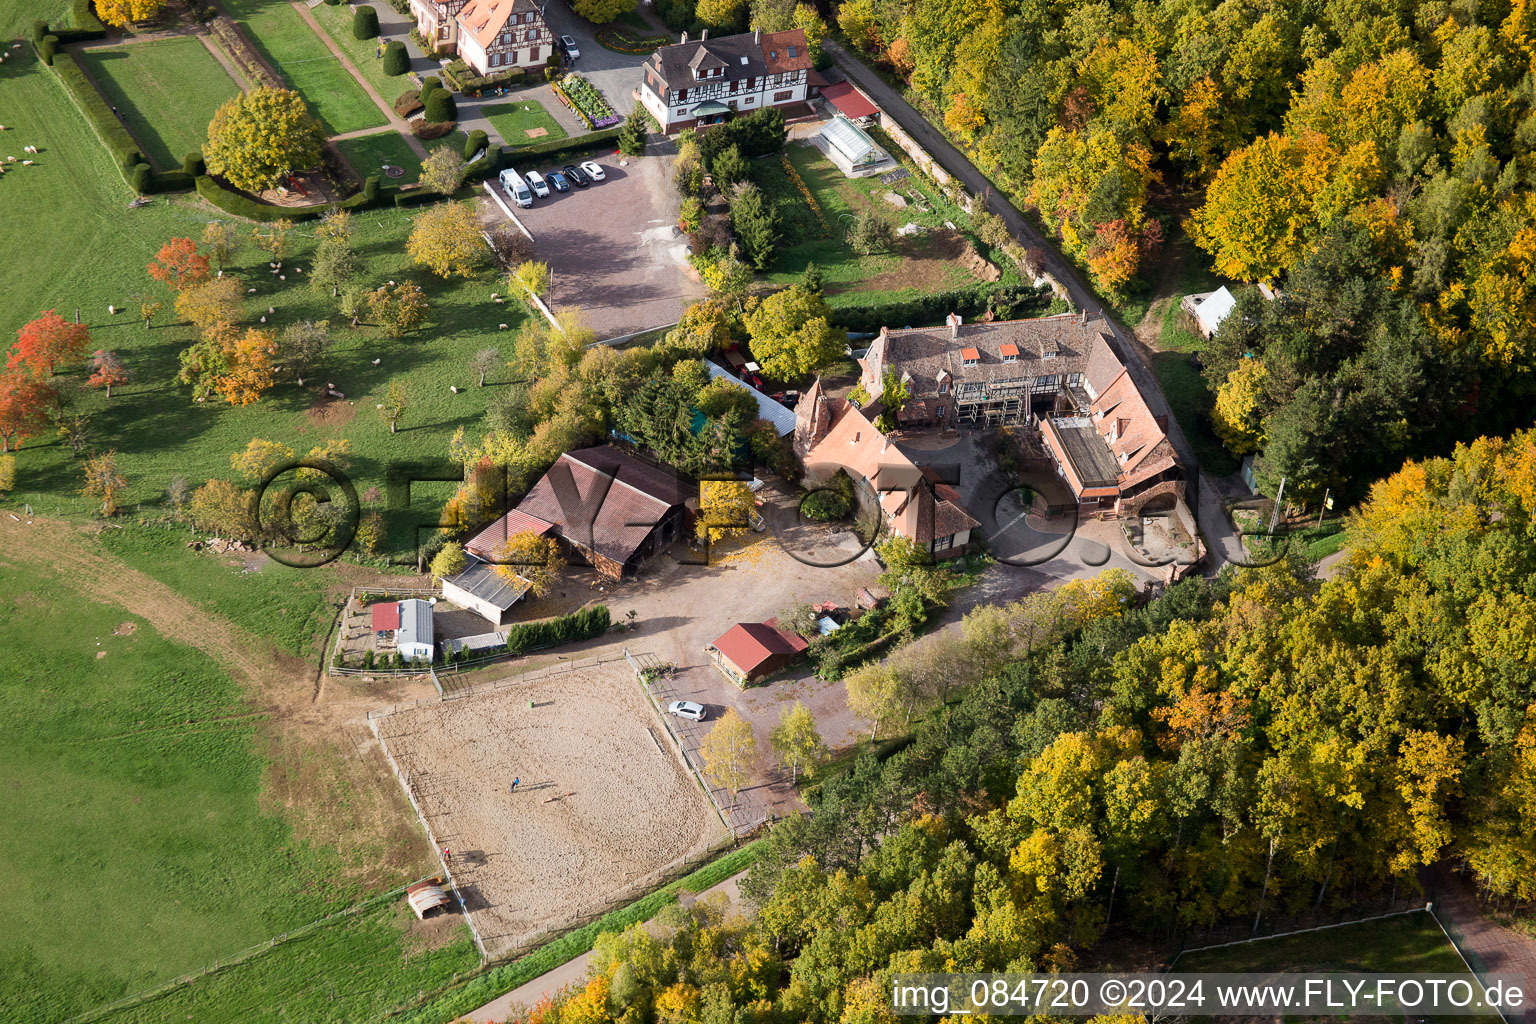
[551,73,621,129]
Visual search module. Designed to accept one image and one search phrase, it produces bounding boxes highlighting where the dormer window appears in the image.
[938,378,950,395]
[1000,343,1019,363]
[961,347,979,367]
[787,45,797,57]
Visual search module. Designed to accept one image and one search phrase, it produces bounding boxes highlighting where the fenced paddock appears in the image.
[372,660,729,960]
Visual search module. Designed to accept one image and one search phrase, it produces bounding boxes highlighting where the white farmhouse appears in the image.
[456,0,554,77]
[639,28,813,133]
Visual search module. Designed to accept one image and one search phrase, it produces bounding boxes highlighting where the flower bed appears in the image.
[596,26,669,54]
[781,153,830,236]
[552,74,621,129]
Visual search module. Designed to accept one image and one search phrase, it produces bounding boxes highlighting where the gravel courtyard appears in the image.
[374,662,726,957]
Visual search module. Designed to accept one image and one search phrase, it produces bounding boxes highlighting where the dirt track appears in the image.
[374,662,727,957]
[0,516,437,886]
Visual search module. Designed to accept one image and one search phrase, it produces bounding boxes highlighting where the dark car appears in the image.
[547,171,570,193]
[562,164,590,188]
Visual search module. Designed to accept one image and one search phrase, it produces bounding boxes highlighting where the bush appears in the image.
[463,129,488,161]
[382,40,409,76]
[846,211,896,255]
[352,4,379,38]
[498,125,622,166]
[394,187,436,207]
[802,487,851,522]
[39,34,58,65]
[195,174,387,221]
[503,605,611,654]
[182,151,205,176]
[393,89,424,117]
[411,117,457,139]
[697,107,787,167]
[424,88,456,123]
[465,143,500,180]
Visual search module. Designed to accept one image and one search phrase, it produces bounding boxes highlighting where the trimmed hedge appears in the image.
[382,40,409,76]
[182,152,206,177]
[352,5,379,39]
[465,143,499,180]
[423,89,456,124]
[394,187,436,208]
[65,1,107,39]
[421,75,444,99]
[195,175,389,221]
[829,282,1055,333]
[48,51,145,180]
[442,58,526,94]
[462,129,488,161]
[500,126,622,165]
[503,605,610,655]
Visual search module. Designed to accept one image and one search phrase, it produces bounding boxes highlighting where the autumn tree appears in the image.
[420,145,468,196]
[138,299,161,331]
[377,380,409,433]
[0,370,54,452]
[80,451,128,517]
[510,260,550,305]
[147,238,212,293]
[201,221,239,269]
[230,439,295,482]
[430,540,468,580]
[697,479,755,542]
[11,310,90,377]
[310,211,357,298]
[88,350,130,398]
[204,88,325,194]
[175,276,245,339]
[407,202,483,278]
[700,709,757,796]
[471,347,499,386]
[188,478,255,537]
[97,0,160,29]
[251,221,289,264]
[55,413,93,458]
[843,662,904,739]
[368,281,430,338]
[491,531,565,596]
[770,701,826,783]
[743,285,843,381]
[214,329,278,406]
[573,0,636,23]
[276,320,332,386]
[1210,358,1268,455]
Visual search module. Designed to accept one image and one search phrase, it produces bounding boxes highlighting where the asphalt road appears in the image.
[823,40,1246,571]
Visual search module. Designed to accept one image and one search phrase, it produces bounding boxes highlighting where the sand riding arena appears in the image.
[371,661,728,958]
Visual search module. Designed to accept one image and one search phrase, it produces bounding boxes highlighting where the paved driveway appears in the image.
[488,150,704,339]
[541,0,650,113]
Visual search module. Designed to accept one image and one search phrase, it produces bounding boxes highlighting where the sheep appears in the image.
[499,323,508,330]
[259,315,267,323]
[490,292,499,299]
[371,358,381,366]
[279,275,286,281]
[494,297,505,303]
[450,385,461,394]
[107,304,115,314]
[22,159,33,166]
[247,288,257,294]
[6,156,14,163]
[217,269,223,278]
[267,306,275,314]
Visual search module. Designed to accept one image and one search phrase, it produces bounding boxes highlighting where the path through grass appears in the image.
[221,0,385,135]
[77,37,242,170]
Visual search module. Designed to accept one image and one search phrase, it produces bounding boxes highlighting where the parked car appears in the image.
[559,34,581,60]
[580,160,606,181]
[525,170,550,198]
[562,163,590,188]
[500,168,533,207]
[667,700,706,722]
[547,170,570,193]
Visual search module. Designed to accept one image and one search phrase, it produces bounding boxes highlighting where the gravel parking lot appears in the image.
[491,150,705,340]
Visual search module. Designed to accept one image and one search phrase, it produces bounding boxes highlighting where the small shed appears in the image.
[1180,286,1237,338]
[370,601,400,633]
[398,599,435,663]
[406,880,452,919]
[441,559,530,626]
[705,619,809,685]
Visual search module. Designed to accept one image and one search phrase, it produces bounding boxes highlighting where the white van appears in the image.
[525,170,551,198]
[500,168,533,208]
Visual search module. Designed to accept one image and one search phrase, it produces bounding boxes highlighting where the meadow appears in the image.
[221,0,385,135]
[0,556,459,1023]
[76,36,242,170]
[308,0,414,110]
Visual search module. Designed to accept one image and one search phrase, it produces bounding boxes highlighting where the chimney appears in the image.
[882,437,890,452]
[702,28,709,39]
[755,27,761,43]
[877,325,888,343]
[1079,308,1088,325]
[681,30,688,43]
[852,431,861,445]
[947,311,962,340]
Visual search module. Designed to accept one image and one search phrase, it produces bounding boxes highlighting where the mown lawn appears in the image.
[2,44,526,541]
[483,99,569,148]
[335,128,426,182]
[76,37,242,170]
[0,559,418,1023]
[760,142,1014,310]
[307,0,417,111]
[221,0,385,135]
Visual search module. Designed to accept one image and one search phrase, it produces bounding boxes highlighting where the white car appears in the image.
[667,700,706,722]
[560,34,581,60]
[500,168,533,208]
[525,170,550,198]
[579,160,606,182]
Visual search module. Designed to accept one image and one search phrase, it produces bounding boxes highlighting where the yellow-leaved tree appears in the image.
[407,203,483,278]
[1210,358,1269,455]
[97,0,161,28]
[204,88,324,195]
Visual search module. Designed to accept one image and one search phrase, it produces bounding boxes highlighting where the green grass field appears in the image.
[1176,913,1468,974]
[308,0,418,112]
[0,557,411,1023]
[221,0,386,135]
[76,37,243,171]
[482,100,569,148]
[2,41,526,535]
[335,129,427,182]
[761,142,1014,310]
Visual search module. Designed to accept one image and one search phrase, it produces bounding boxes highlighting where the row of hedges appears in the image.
[829,282,1055,333]
[195,173,383,221]
[503,605,611,655]
[69,0,107,36]
[501,126,622,166]
[442,58,526,94]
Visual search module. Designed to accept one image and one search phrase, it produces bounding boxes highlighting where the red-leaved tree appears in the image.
[147,237,212,293]
[89,350,131,398]
[10,310,90,378]
[0,369,55,452]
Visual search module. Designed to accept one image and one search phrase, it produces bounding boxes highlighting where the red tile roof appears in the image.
[760,29,812,73]
[999,343,1019,357]
[371,602,400,631]
[960,347,980,361]
[516,447,692,566]
[819,80,877,120]
[711,620,808,675]
[465,508,555,561]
